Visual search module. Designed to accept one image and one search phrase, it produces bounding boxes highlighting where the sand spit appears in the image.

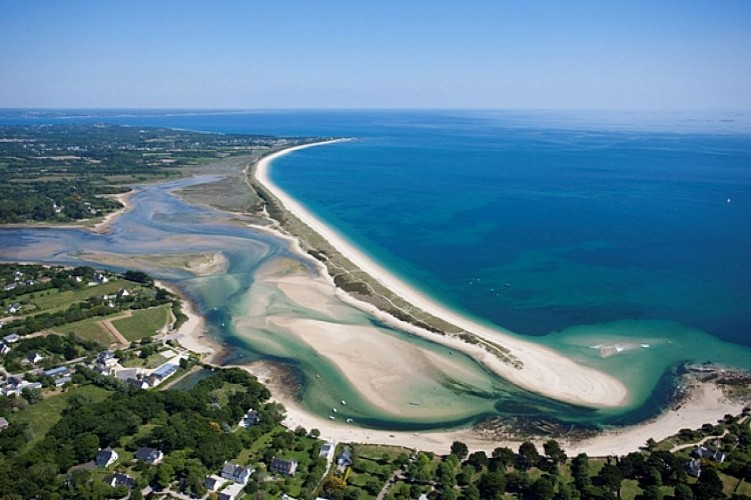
[254,141,628,409]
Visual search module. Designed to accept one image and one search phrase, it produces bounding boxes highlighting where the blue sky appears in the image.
[1,1,750,109]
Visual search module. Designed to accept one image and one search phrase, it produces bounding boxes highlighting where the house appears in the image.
[687,458,702,478]
[336,447,353,467]
[44,366,69,377]
[3,334,20,343]
[319,442,335,462]
[127,378,150,390]
[238,409,260,428]
[2,284,16,292]
[269,458,298,477]
[104,472,136,489]
[118,288,130,298]
[17,381,43,393]
[93,272,109,284]
[27,352,44,364]
[135,447,164,465]
[152,363,178,381]
[54,376,72,387]
[694,445,726,463]
[4,304,20,315]
[204,475,227,492]
[218,482,246,500]
[220,461,253,485]
[95,447,119,468]
[0,417,9,431]
[97,351,118,368]
[0,343,10,355]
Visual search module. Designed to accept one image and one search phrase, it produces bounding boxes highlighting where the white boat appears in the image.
[346,418,353,423]
[341,400,346,405]
[329,415,335,420]
[332,408,337,413]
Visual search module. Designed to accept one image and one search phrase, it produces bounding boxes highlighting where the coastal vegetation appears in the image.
[0,124,313,225]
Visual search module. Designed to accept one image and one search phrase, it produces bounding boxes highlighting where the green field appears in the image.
[21,279,135,314]
[53,317,115,345]
[112,304,170,341]
[9,385,111,449]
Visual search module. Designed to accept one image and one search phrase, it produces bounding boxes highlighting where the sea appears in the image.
[1,109,750,429]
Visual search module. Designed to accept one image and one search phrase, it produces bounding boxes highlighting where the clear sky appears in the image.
[1,0,750,110]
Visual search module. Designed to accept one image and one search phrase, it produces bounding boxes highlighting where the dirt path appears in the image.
[100,310,133,347]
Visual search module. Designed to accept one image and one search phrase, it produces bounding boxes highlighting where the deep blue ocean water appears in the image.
[2,109,749,352]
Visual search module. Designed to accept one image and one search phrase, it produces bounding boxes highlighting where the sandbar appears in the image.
[254,141,629,409]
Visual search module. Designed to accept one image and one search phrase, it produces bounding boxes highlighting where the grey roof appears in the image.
[95,448,116,467]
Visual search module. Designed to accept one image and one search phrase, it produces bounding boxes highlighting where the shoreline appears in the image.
[154,279,225,365]
[90,190,135,233]
[254,141,628,409]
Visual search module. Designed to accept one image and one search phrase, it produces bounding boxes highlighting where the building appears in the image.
[151,363,178,382]
[127,378,150,390]
[319,442,335,462]
[93,272,109,284]
[95,447,119,468]
[27,352,44,364]
[54,376,72,387]
[337,447,353,467]
[218,482,246,500]
[220,461,253,485]
[44,366,69,377]
[0,417,9,431]
[694,445,726,463]
[4,304,21,315]
[204,475,227,492]
[104,472,136,489]
[687,458,702,478]
[0,343,10,355]
[2,334,19,343]
[135,447,164,465]
[97,351,118,368]
[269,458,298,477]
[238,409,260,428]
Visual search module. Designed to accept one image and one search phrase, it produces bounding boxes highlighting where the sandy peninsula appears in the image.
[254,141,628,410]
[91,190,135,234]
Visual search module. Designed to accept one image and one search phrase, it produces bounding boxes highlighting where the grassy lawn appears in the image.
[112,304,170,341]
[8,385,111,449]
[122,353,167,369]
[54,317,115,345]
[27,280,134,312]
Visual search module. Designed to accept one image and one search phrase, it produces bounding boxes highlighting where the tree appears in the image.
[491,447,516,468]
[596,464,623,498]
[543,439,568,465]
[451,441,469,459]
[518,441,540,471]
[466,451,489,472]
[477,471,506,500]
[691,468,724,500]
[571,453,591,490]
[526,476,555,500]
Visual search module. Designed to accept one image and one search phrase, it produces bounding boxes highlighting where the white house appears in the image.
[220,462,253,485]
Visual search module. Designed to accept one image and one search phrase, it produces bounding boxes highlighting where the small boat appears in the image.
[346,418,353,423]
[315,374,321,378]
[409,401,420,406]
[332,408,337,413]
[329,415,335,420]
[341,400,346,405]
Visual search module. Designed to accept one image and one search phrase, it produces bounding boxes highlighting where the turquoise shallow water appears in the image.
[1,110,750,429]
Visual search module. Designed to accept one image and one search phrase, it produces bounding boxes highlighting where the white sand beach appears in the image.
[254,141,629,409]
[91,190,135,233]
[155,280,223,364]
[247,358,746,456]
